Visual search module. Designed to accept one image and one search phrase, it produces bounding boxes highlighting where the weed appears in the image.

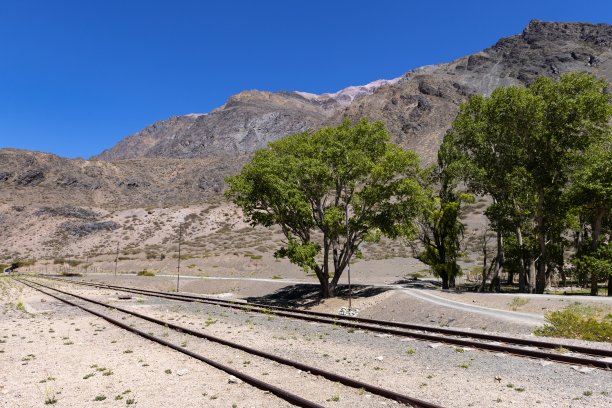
[534,302,612,342]
[94,395,106,401]
[164,369,172,374]
[123,349,133,354]
[405,346,416,355]
[330,393,340,402]
[459,361,471,369]
[508,297,529,311]
[455,347,465,353]
[83,373,95,379]
[583,390,592,397]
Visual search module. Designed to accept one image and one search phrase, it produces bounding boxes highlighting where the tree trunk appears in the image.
[441,275,449,290]
[608,275,612,297]
[315,260,334,298]
[519,268,526,293]
[488,256,501,292]
[590,210,604,296]
[528,259,536,294]
[440,268,449,290]
[489,231,503,292]
[560,265,566,287]
[479,231,489,293]
[535,188,546,294]
[516,227,527,293]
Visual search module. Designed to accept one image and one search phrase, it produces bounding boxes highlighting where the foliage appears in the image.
[508,297,529,311]
[534,302,612,342]
[574,243,612,280]
[11,259,35,269]
[137,270,156,276]
[414,193,473,288]
[226,119,427,297]
[412,139,474,289]
[443,72,611,293]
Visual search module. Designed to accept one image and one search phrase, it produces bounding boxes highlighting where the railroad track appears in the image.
[37,275,612,369]
[17,278,442,408]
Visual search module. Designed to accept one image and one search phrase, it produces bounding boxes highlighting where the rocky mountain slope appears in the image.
[1,20,610,266]
[329,20,612,160]
[95,20,611,163]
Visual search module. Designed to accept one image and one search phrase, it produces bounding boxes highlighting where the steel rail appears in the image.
[19,278,443,408]
[17,279,323,408]
[40,276,612,368]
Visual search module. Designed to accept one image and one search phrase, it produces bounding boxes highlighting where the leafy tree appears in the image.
[568,138,612,295]
[412,139,473,290]
[575,243,612,296]
[226,119,427,297]
[414,193,473,289]
[527,73,610,293]
[443,72,610,294]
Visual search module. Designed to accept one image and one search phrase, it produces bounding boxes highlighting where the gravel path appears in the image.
[399,289,545,326]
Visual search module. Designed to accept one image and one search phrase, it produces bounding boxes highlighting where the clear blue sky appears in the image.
[0,0,610,158]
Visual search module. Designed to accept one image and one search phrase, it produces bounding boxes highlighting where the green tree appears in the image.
[568,138,612,295]
[226,119,427,297]
[412,140,473,290]
[414,194,473,289]
[443,72,610,294]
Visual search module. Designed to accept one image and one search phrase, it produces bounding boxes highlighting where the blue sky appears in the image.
[0,0,610,158]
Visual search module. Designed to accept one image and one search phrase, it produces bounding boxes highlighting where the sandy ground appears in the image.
[2,275,611,408]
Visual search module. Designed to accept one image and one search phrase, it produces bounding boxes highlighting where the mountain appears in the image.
[94,20,612,163]
[93,81,405,161]
[327,20,612,160]
[1,20,610,264]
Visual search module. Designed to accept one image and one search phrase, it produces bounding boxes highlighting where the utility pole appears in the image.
[114,242,119,276]
[176,223,182,292]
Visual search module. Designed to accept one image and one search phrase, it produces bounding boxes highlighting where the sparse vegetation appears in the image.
[508,297,529,311]
[137,270,155,276]
[534,302,612,342]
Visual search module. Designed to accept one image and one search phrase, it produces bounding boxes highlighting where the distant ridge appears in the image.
[93,20,611,164]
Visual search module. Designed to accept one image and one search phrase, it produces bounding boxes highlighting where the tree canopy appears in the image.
[442,72,611,294]
[226,119,427,297]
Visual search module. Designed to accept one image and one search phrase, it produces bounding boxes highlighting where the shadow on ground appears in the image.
[245,284,389,308]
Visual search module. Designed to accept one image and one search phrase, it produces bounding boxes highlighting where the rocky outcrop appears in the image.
[93,91,341,160]
[0,148,248,209]
[326,20,612,162]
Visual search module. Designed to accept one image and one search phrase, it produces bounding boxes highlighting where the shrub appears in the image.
[508,297,529,311]
[534,302,612,342]
[61,272,83,277]
[137,270,155,277]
